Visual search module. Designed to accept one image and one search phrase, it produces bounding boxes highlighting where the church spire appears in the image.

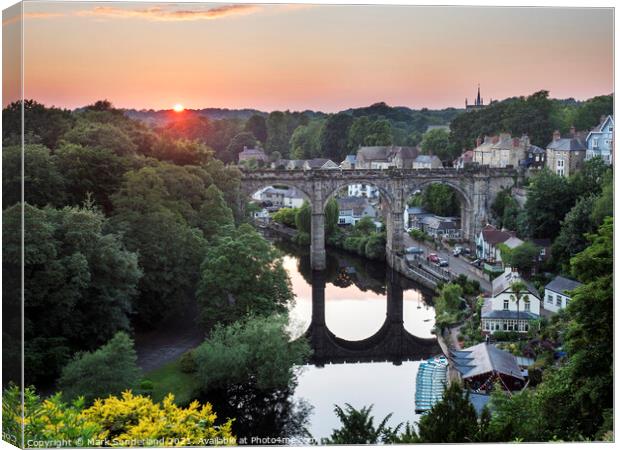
[476,84,482,106]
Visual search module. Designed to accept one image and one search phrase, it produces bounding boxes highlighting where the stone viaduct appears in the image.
[240,167,518,270]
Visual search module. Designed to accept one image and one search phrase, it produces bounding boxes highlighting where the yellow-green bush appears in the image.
[3,385,235,447]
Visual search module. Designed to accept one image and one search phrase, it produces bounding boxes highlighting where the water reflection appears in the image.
[269,236,441,440]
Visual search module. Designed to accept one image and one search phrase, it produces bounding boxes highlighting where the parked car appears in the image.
[453,246,462,256]
[438,258,449,267]
[405,246,424,255]
[427,253,440,263]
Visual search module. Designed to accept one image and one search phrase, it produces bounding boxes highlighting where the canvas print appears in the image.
[1,1,615,447]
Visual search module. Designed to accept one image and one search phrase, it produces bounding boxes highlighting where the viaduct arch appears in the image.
[240,167,518,270]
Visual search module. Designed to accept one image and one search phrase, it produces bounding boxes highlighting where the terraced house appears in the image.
[545,128,587,177]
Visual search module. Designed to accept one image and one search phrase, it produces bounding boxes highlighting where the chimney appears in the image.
[553,130,561,141]
[475,137,482,147]
[570,126,576,136]
[243,145,247,151]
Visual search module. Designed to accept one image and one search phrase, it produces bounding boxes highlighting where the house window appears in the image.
[556,295,562,307]
[593,138,599,148]
[524,300,530,312]
[547,294,553,304]
[503,299,509,310]
[339,218,346,224]
[557,159,564,167]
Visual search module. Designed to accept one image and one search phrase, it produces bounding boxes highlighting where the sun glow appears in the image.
[173,103,184,112]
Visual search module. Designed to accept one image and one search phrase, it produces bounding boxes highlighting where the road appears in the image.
[403,232,492,293]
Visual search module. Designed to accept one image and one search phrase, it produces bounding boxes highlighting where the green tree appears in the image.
[2,144,66,207]
[110,208,207,326]
[551,195,597,271]
[569,156,610,198]
[501,242,540,274]
[3,204,141,385]
[196,224,294,326]
[245,114,268,143]
[508,280,529,330]
[364,233,386,261]
[433,283,463,329]
[193,315,310,391]
[266,111,290,157]
[295,200,312,234]
[149,136,213,165]
[290,120,324,159]
[572,95,613,131]
[525,169,575,239]
[3,100,74,149]
[324,197,339,237]
[58,332,141,404]
[320,113,354,162]
[272,207,298,228]
[225,131,257,163]
[324,404,394,445]
[487,387,543,442]
[54,143,131,212]
[421,184,460,217]
[417,383,479,443]
[420,128,451,160]
[348,117,393,150]
[198,185,234,239]
[590,172,613,226]
[63,120,138,156]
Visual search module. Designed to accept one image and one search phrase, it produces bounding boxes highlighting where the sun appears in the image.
[173,103,184,112]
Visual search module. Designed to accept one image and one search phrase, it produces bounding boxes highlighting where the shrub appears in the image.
[179,350,197,374]
[58,332,141,404]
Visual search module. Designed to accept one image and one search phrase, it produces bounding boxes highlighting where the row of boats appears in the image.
[414,355,448,413]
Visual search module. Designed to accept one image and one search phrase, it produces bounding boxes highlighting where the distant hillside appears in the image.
[123,108,267,126]
[123,102,461,127]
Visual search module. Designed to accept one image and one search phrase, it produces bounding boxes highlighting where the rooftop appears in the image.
[547,137,586,151]
[481,225,515,245]
[491,268,540,299]
[545,275,583,296]
[452,342,524,381]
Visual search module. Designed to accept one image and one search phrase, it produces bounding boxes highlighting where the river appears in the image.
[273,238,439,441]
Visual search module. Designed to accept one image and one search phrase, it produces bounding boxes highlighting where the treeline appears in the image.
[449,91,613,153]
[1,99,298,394]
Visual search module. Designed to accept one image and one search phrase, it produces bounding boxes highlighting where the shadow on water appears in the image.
[198,381,313,445]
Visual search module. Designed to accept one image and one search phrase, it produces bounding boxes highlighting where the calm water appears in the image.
[275,239,439,441]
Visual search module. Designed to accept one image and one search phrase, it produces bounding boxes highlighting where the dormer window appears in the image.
[593,138,599,148]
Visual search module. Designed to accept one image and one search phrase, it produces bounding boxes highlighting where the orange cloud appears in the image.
[2,11,64,26]
[75,4,261,21]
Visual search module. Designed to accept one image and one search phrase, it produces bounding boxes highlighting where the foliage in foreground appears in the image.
[323,404,395,445]
[2,386,234,448]
[193,315,311,391]
[58,332,141,404]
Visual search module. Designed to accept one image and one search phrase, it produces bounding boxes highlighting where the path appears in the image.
[134,303,205,373]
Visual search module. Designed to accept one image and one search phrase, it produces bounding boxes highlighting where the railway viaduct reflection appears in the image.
[304,269,441,366]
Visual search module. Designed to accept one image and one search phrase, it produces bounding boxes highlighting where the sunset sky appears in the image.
[3,2,614,112]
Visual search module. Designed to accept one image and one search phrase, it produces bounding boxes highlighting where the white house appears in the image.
[481,268,541,334]
[253,186,304,208]
[337,196,377,226]
[347,183,379,199]
[476,225,517,262]
[543,276,582,313]
[418,215,461,239]
[412,155,443,169]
